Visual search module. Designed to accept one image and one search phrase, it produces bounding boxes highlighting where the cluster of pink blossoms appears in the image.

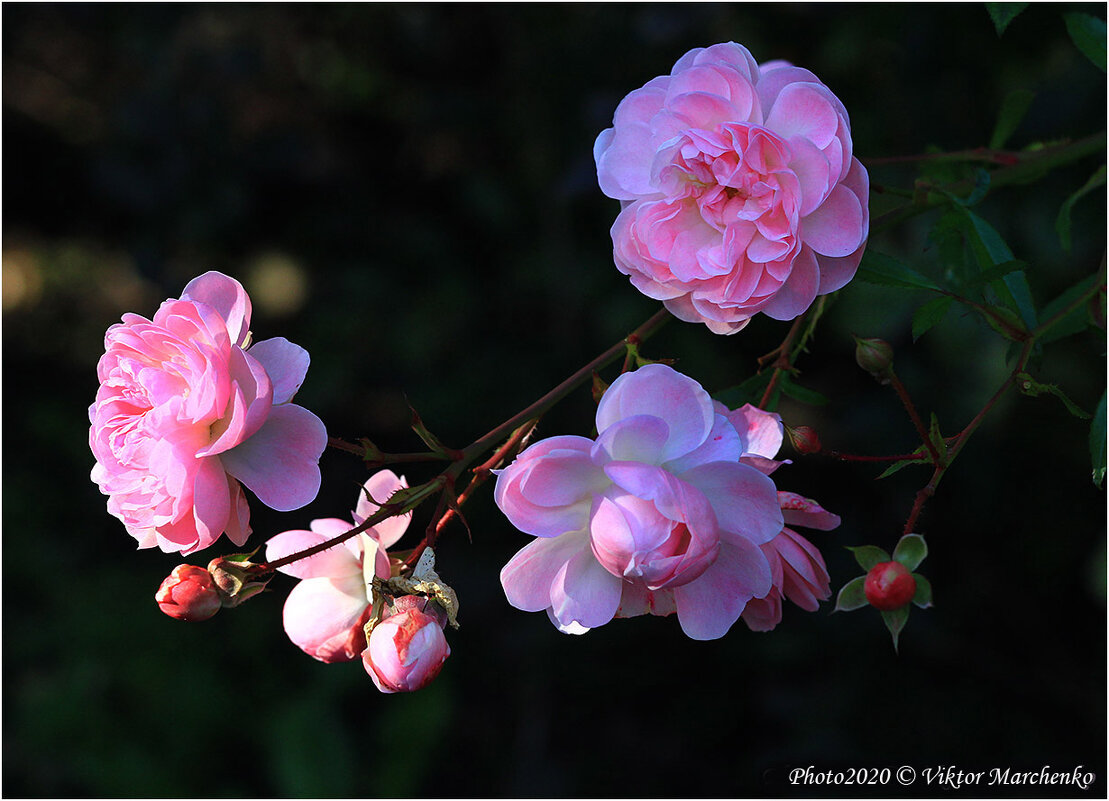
[495,364,836,639]
[96,38,866,694]
[89,272,328,554]
[595,42,869,334]
[264,471,451,693]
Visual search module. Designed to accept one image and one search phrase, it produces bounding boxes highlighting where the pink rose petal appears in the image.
[247,337,310,405]
[801,182,865,257]
[549,547,623,630]
[220,403,327,512]
[181,271,252,349]
[673,538,772,640]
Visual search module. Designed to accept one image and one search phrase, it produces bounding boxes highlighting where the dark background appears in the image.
[3,4,1105,797]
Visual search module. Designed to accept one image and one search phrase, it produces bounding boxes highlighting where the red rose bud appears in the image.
[864,561,917,611]
[156,564,222,621]
[853,336,894,383]
[787,425,822,455]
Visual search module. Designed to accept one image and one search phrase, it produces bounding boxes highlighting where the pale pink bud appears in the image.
[156,564,222,622]
[362,597,450,694]
[853,336,894,382]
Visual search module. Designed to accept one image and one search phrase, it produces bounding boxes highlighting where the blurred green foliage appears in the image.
[4,4,1105,797]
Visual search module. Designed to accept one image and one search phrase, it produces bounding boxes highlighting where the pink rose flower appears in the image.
[265,470,411,663]
[712,402,839,632]
[495,363,786,640]
[362,595,451,694]
[155,564,222,622]
[594,42,869,334]
[90,272,327,554]
[741,493,838,632]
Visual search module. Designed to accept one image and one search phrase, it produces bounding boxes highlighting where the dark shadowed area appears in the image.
[4,4,1105,798]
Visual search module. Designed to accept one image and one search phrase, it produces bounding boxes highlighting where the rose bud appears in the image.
[156,564,222,621]
[362,596,450,694]
[853,336,894,383]
[787,425,822,455]
[864,561,917,611]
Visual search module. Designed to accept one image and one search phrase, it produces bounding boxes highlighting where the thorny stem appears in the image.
[257,308,673,575]
[259,475,448,572]
[757,297,826,410]
[455,307,672,471]
[327,437,364,456]
[868,131,1107,235]
[758,314,806,409]
[898,267,1105,534]
[938,290,1028,342]
[327,437,452,465]
[865,146,1024,167]
[403,418,541,569]
[889,371,941,466]
[830,450,931,463]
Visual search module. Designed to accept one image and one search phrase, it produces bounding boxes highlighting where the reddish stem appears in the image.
[864,147,1022,166]
[830,451,929,464]
[888,371,942,466]
[902,470,939,535]
[259,309,672,575]
[422,419,539,559]
[758,313,808,409]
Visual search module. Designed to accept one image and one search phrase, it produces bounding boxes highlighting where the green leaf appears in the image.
[947,168,991,207]
[928,208,971,285]
[1056,164,1107,253]
[222,547,261,564]
[1091,390,1106,488]
[858,251,942,292]
[964,259,1027,288]
[892,533,928,571]
[979,303,1028,342]
[1064,12,1107,72]
[834,575,869,612]
[989,89,1036,149]
[912,296,953,341]
[1038,272,1104,344]
[912,573,934,609]
[928,413,949,462]
[958,208,1038,329]
[987,2,1029,35]
[881,606,911,653]
[873,445,927,477]
[847,545,890,572]
[778,374,830,406]
[408,404,455,455]
[713,371,773,410]
[1016,372,1092,419]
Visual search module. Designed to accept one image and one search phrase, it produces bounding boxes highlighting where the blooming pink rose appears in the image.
[496,363,786,640]
[712,402,839,631]
[741,493,838,632]
[90,272,328,554]
[155,564,222,622]
[265,470,411,663]
[362,595,451,694]
[595,42,869,334]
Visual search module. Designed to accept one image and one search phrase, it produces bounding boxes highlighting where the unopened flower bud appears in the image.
[156,564,221,622]
[864,561,917,611]
[787,425,822,455]
[207,554,269,608]
[362,596,450,694]
[853,336,894,383]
